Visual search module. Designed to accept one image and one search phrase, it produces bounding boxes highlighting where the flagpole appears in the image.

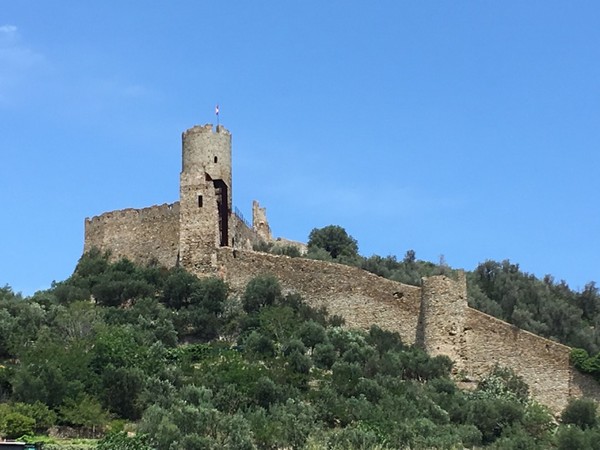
[216,104,220,128]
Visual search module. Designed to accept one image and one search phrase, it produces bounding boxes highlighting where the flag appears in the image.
[215,104,219,116]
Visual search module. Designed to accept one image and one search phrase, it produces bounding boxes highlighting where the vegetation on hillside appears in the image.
[1,225,600,448]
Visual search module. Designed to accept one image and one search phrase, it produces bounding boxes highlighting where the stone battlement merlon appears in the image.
[182,124,231,139]
[85,202,179,224]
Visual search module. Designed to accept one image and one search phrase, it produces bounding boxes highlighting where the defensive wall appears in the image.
[211,248,600,413]
[215,248,422,342]
[84,203,180,267]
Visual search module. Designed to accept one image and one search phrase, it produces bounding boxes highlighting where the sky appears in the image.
[1,2,599,296]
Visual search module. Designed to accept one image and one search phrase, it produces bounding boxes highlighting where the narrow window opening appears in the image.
[198,195,203,207]
[214,156,218,163]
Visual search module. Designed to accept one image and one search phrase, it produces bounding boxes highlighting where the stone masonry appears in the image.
[84,123,600,413]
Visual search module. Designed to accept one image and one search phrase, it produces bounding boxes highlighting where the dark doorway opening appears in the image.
[213,179,229,246]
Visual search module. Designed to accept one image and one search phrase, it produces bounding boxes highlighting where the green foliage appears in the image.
[1,261,573,448]
[556,426,592,450]
[242,274,282,313]
[562,398,598,429]
[97,432,152,450]
[244,331,276,357]
[298,320,327,350]
[59,395,110,431]
[470,260,599,354]
[2,411,35,439]
[307,225,358,259]
[9,401,57,432]
[254,240,304,258]
[571,347,600,383]
[270,244,301,258]
[44,444,96,450]
[161,268,201,309]
[475,365,529,404]
[360,252,440,286]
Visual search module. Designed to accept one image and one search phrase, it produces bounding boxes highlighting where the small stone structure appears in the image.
[84,123,600,413]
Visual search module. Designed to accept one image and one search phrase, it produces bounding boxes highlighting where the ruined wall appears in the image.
[231,213,261,251]
[251,200,307,254]
[271,237,308,255]
[84,203,179,267]
[214,248,422,344]
[252,200,272,241]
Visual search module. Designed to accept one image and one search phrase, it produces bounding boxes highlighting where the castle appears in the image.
[84,124,303,272]
[84,123,600,413]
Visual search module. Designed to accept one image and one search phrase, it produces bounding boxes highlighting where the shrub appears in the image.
[2,412,35,439]
[97,431,152,450]
[562,398,598,429]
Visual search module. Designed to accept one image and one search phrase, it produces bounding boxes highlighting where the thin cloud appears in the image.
[0,24,18,37]
[0,25,45,104]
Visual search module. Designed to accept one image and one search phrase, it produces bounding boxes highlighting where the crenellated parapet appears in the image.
[84,202,180,267]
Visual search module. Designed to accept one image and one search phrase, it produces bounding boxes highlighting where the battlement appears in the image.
[85,202,179,225]
[182,123,231,138]
[84,203,180,267]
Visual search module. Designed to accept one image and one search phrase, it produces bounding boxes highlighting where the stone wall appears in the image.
[231,213,261,251]
[252,200,272,241]
[464,308,600,413]
[84,203,179,267]
[215,248,422,345]
[209,248,600,413]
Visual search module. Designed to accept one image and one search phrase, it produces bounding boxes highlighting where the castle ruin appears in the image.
[84,123,600,413]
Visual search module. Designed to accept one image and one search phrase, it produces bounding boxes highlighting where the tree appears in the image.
[243,275,282,313]
[161,268,201,309]
[59,394,110,433]
[307,225,358,259]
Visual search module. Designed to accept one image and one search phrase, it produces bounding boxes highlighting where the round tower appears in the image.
[182,124,232,192]
[179,124,232,273]
[417,271,468,371]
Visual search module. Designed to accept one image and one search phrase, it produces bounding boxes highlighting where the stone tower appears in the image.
[416,271,468,372]
[179,124,232,272]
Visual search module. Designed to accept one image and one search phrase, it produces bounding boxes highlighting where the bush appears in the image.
[476,365,529,403]
[562,398,598,429]
[313,343,337,369]
[2,411,35,439]
[97,431,152,450]
[12,401,57,432]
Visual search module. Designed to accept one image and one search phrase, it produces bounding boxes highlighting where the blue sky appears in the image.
[1,2,599,295]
